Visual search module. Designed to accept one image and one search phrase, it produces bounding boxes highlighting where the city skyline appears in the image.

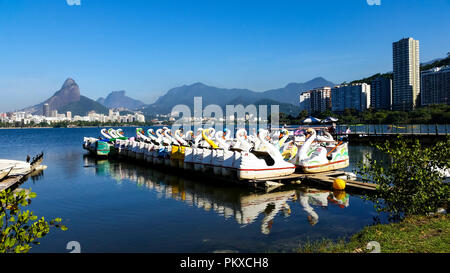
[1,0,449,112]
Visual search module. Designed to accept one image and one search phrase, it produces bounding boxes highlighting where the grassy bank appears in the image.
[299,214,449,253]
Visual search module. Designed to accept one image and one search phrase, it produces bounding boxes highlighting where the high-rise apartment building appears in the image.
[371,77,392,110]
[43,103,50,117]
[331,83,371,112]
[299,87,332,114]
[309,87,332,113]
[421,66,450,106]
[299,91,311,113]
[392,38,420,111]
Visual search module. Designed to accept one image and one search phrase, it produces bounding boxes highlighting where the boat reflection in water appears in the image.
[84,155,351,235]
[299,188,350,226]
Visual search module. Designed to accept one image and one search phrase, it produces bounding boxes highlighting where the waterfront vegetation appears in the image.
[299,214,449,253]
[359,136,449,217]
[0,189,67,253]
[280,104,450,125]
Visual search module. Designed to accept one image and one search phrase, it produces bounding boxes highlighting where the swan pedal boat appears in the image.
[294,128,349,173]
[0,166,13,181]
[83,127,349,180]
[0,160,32,176]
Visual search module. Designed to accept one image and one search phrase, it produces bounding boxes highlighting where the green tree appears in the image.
[372,111,389,124]
[385,111,409,124]
[358,136,450,217]
[409,110,432,124]
[297,110,309,120]
[1,189,67,253]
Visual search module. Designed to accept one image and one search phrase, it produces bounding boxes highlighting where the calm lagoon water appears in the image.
[0,127,388,253]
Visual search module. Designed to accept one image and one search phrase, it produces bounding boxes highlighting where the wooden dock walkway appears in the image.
[249,171,378,192]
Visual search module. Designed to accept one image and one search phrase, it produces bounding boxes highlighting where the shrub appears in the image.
[0,189,67,253]
[358,136,450,217]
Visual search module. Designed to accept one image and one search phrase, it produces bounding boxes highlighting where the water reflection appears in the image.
[299,189,350,227]
[347,144,391,173]
[84,156,352,235]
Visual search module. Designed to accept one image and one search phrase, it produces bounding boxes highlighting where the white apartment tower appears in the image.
[299,91,311,113]
[331,83,371,112]
[392,38,420,111]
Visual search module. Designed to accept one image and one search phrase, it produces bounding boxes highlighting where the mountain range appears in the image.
[97,91,146,110]
[143,77,335,115]
[22,77,335,117]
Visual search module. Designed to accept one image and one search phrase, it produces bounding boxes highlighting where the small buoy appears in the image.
[333,178,346,190]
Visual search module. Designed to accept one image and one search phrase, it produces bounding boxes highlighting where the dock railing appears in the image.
[335,124,449,136]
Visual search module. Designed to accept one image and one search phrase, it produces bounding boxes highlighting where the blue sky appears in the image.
[0,0,449,112]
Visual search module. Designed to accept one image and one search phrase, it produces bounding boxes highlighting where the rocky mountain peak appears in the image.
[41,78,81,113]
[61,78,77,89]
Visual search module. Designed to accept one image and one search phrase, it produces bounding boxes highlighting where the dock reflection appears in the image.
[84,156,351,234]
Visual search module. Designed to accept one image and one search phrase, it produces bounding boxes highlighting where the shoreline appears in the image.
[298,214,449,253]
[0,125,170,130]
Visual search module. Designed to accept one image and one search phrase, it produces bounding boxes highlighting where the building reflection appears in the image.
[83,156,351,234]
[348,144,391,169]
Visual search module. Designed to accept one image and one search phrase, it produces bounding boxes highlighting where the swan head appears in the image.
[206,128,215,137]
[306,128,316,139]
[279,129,289,139]
[235,128,248,140]
[258,129,269,141]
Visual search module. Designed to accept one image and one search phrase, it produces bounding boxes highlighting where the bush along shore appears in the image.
[300,136,450,253]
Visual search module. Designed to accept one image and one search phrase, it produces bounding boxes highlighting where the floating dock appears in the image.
[248,170,377,192]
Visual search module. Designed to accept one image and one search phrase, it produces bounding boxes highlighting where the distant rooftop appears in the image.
[422,65,450,74]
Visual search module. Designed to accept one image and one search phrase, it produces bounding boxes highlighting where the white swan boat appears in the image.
[83,126,349,181]
[236,129,296,180]
[0,160,32,176]
[296,128,349,173]
[0,166,13,180]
